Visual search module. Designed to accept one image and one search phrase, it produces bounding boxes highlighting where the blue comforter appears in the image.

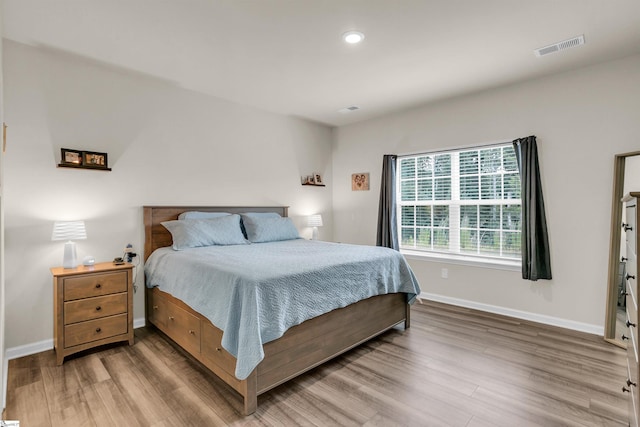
[144,239,421,379]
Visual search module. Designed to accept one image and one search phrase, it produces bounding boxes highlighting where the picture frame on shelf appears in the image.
[58,148,112,171]
[82,151,109,169]
[60,148,83,166]
[301,173,325,186]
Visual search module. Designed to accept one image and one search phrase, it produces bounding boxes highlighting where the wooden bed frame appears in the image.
[143,205,411,415]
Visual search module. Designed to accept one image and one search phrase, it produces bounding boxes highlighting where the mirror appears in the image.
[605,151,640,346]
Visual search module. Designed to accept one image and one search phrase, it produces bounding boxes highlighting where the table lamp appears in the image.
[307,214,323,240]
[52,220,87,268]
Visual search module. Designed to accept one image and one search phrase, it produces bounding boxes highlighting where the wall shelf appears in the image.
[57,164,112,171]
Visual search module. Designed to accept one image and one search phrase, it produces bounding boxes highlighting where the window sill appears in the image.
[401,249,521,271]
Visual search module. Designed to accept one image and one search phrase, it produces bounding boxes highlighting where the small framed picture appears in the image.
[352,173,370,191]
[60,148,82,166]
[314,173,323,185]
[82,151,108,169]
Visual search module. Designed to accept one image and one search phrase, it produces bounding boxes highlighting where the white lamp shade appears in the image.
[52,221,87,268]
[307,214,323,227]
[52,221,87,241]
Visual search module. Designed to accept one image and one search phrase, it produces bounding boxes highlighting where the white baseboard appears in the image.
[4,317,147,362]
[134,317,146,329]
[5,339,53,361]
[420,292,604,336]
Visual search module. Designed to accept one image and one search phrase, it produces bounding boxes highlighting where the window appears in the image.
[398,143,521,264]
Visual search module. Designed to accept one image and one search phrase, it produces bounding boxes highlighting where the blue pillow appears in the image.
[239,212,281,238]
[240,212,281,218]
[178,211,230,220]
[162,214,248,250]
[242,216,300,243]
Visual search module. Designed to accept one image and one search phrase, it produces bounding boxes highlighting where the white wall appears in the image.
[0,2,5,412]
[332,54,640,331]
[2,40,333,351]
[4,39,639,354]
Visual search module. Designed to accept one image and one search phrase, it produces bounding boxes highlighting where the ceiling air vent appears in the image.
[534,35,585,57]
[338,105,360,114]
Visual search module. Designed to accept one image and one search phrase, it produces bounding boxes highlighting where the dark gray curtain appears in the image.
[377,154,399,250]
[513,136,552,280]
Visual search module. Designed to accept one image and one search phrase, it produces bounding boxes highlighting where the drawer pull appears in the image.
[216,347,222,352]
[96,306,102,311]
[621,290,629,297]
[96,327,102,333]
[626,274,635,281]
[626,320,637,328]
[95,283,102,289]
[622,386,630,393]
[153,305,159,310]
[627,379,637,387]
[622,334,629,340]
[623,223,633,231]
[621,256,628,262]
[169,316,175,321]
[188,330,195,335]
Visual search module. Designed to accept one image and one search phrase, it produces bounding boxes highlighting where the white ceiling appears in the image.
[3,0,640,127]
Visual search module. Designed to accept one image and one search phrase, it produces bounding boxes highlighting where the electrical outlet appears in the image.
[441,268,448,279]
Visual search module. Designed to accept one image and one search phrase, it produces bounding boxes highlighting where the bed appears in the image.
[143,205,420,415]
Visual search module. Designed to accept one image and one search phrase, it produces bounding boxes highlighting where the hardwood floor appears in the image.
[5,300,630,426]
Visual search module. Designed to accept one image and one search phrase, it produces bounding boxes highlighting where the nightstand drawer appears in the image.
[63,271,127,301]
[64,313,128,348]
[64,293,127,324]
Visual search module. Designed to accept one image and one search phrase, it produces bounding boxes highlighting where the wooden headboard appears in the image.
[143,206,289,261]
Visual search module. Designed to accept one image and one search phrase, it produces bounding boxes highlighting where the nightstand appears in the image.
[51,261,134,365]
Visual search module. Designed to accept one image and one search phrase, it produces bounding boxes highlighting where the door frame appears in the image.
[605,151,640,345]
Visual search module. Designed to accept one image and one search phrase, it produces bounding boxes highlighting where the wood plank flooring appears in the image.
[5,300,630,426]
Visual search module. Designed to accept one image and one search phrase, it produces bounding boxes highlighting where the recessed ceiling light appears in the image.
[343,31,365,44]
[338,106,360,114]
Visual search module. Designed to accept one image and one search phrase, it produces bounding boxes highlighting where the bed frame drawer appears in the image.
[167,303,201,355]
[148,291,168,330]
[201,322,237,377]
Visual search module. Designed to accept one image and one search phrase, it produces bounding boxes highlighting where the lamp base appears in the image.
[311,227,319,240]
[62,241,78,268]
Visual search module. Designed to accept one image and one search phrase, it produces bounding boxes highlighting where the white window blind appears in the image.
[397,143,521,262]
